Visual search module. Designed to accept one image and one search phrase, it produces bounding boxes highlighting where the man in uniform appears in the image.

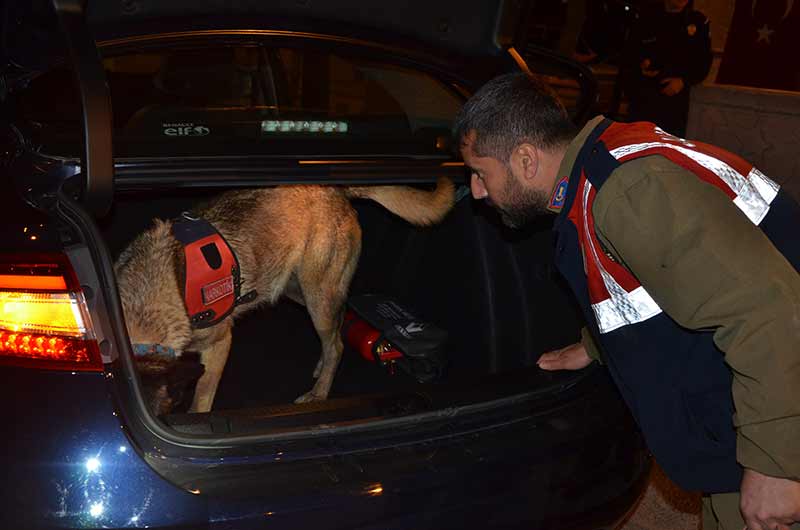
[621,0,712,137]
[455,72,800,529]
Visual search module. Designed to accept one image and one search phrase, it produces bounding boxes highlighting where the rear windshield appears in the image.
[14,43,463,157]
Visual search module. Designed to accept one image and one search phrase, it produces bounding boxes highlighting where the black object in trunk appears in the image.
[346,293,448,383]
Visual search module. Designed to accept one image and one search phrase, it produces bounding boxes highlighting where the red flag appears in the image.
[716,0,800,91]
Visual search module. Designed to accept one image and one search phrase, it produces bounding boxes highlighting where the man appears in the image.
[455,72,800,530]
[620,0,712,137]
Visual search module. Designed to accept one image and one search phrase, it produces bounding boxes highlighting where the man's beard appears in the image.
[492,168,551,228]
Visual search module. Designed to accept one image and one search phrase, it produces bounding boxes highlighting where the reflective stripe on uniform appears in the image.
[580,180,663,332]
[582,125,780,333]
[608,141,779,225]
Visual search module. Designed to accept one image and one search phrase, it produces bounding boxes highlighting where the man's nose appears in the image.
[471,174,487,199]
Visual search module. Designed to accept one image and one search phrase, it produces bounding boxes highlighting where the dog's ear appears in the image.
[135,354,180,417]
[135,353,177,377]
[165,353,205,415]
[135,353,205,417]
[173,239,187,300]
[168,353,205,387]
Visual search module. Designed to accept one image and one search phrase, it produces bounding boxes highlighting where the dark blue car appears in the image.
[0,1,650,528]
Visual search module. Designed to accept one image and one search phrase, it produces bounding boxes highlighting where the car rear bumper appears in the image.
[0,364,649,530]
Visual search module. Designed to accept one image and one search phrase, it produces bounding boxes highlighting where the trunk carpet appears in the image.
[213,298,441,410]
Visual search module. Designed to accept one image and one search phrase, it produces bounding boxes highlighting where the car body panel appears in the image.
[1,368,208,529]
[0,365,649,530]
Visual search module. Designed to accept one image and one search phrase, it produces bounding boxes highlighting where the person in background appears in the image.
[455,71,800,530]
[620,0,712,137]
[573,0,634,65]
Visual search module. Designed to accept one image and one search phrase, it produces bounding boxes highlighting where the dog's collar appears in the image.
[133,343,178,358]
[172,212,257,329]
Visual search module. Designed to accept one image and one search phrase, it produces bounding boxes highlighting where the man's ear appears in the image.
[511,143,539,182]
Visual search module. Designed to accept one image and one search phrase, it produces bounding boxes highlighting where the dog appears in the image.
[115,178,454,415]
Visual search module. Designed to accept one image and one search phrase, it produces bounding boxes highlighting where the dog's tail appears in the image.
[345,177,455,226]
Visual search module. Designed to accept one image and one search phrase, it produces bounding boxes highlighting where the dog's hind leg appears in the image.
[189,321,233,413]
[294,221,361,403]
[294,299,343,404]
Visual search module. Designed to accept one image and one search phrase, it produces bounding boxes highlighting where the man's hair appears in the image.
[453,72,576,161]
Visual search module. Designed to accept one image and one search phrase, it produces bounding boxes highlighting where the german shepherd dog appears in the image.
[116,179,454,415]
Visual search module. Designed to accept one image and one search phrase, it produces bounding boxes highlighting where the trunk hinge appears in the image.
[52,0,114,218]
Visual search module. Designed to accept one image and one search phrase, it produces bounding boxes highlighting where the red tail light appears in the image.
[0,253,102,371]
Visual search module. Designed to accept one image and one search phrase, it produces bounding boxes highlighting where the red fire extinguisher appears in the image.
[342,310,404,373]
[340,295,447,383]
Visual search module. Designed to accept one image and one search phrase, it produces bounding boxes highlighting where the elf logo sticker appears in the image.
[163,122,210,137]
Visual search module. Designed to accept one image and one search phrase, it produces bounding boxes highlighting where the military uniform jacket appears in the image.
[550,117,800,493]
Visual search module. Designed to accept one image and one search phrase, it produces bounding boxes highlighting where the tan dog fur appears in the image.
[115,178,454,413]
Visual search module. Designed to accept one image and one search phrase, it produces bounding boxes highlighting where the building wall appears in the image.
[693,0,735,54]
[686,2,800,201]
[687,84,800,200]
[692,0,735,83]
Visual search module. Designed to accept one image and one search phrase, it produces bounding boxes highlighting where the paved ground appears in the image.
[619,463,701,530]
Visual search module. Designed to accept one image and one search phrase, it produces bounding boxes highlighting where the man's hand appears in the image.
[740,468,800,530]
[537,343,593,371]
[660,77,685,96]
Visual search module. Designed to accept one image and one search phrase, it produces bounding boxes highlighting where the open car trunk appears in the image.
[99,183,589,435]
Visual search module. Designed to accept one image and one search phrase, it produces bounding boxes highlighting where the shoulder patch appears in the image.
[548,175,569,211]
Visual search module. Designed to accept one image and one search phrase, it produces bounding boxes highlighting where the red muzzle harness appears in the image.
[171,213,257,328]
